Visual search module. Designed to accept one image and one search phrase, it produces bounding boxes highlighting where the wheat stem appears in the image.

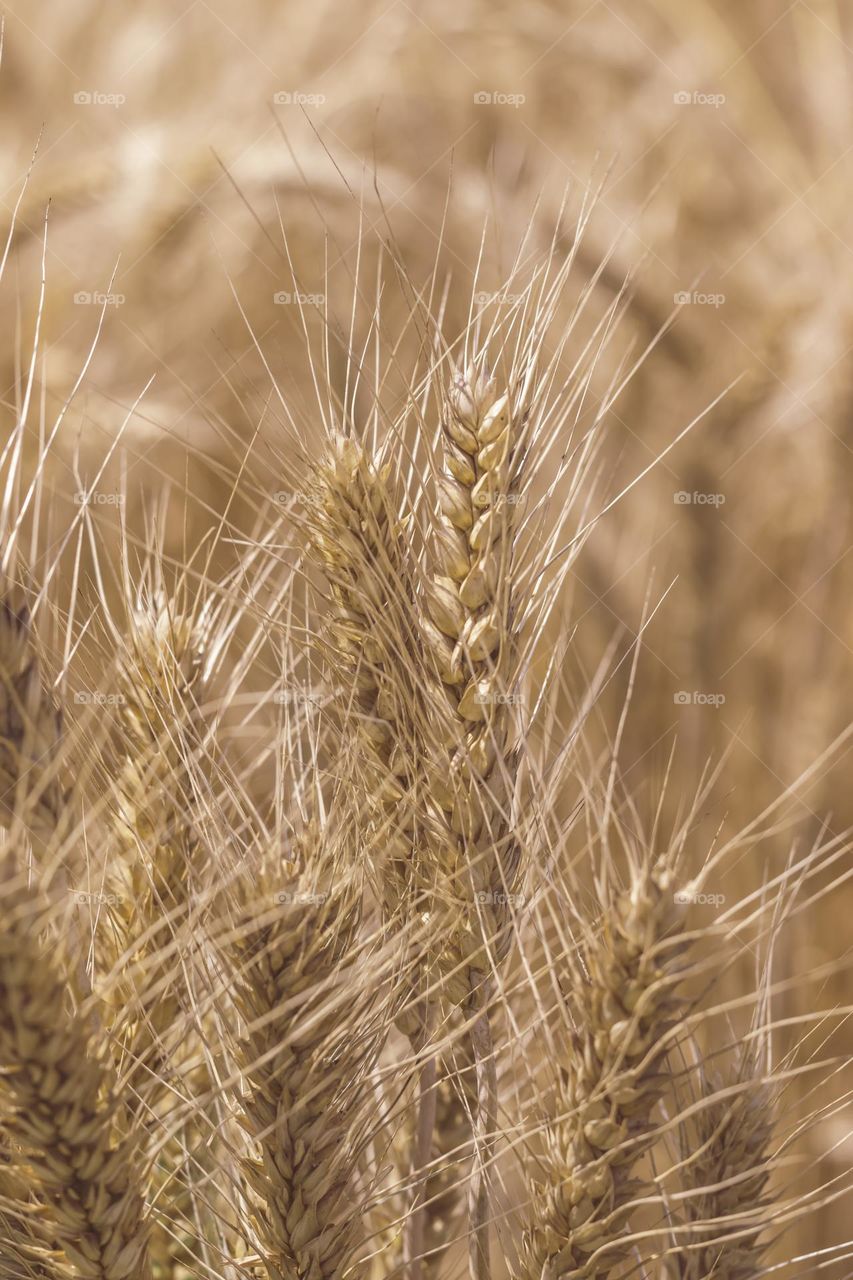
[405,1050,438,1280]
[467,1000,497,1280]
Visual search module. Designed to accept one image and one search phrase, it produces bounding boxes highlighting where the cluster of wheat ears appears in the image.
[0,205,850,1280]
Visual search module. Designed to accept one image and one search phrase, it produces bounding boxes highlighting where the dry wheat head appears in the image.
[0,868,151,1280]
[521,859,690,1280]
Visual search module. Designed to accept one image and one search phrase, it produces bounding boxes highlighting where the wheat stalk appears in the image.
[420,362,523,1002]
[673,1041,773,1278]
[106,587,212,1092]
[306,433,432,1035]
[218,822,384,1280]
[89,579,227,1280]
[0,866,151,1280]
[417,359,528,1279]
[520,858,691,1280]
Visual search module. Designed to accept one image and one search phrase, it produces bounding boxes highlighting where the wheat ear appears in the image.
[674,1043,773,1278]
[306,433,430,1039]
[308,430,486,1278]
[419,360,526,1279]
[0,868,151,1280]
[107,588,211,1092]
[520,859,690,1280]
[96,586,221,1280]
[220,825,380,1280]
[420,362,523,1003]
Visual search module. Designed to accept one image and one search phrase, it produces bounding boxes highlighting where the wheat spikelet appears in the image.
[219,823,382,1280]
[0,868,151,1280]
[520,858,690,1280]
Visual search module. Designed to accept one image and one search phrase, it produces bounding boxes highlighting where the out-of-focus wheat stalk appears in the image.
[520,855,691,1280]
[0,865,151,1280]
[673,1043,773,1279]
[105,584,212,1095]
[305,433,429,1039]
[216,821,387,1280]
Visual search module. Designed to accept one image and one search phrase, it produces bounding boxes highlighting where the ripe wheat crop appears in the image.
[0,130,851,1280]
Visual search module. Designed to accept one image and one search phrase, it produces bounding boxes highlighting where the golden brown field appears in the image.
[0,2,851,1277]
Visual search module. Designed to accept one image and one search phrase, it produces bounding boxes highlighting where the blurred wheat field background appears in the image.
[1,0,852,1276]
